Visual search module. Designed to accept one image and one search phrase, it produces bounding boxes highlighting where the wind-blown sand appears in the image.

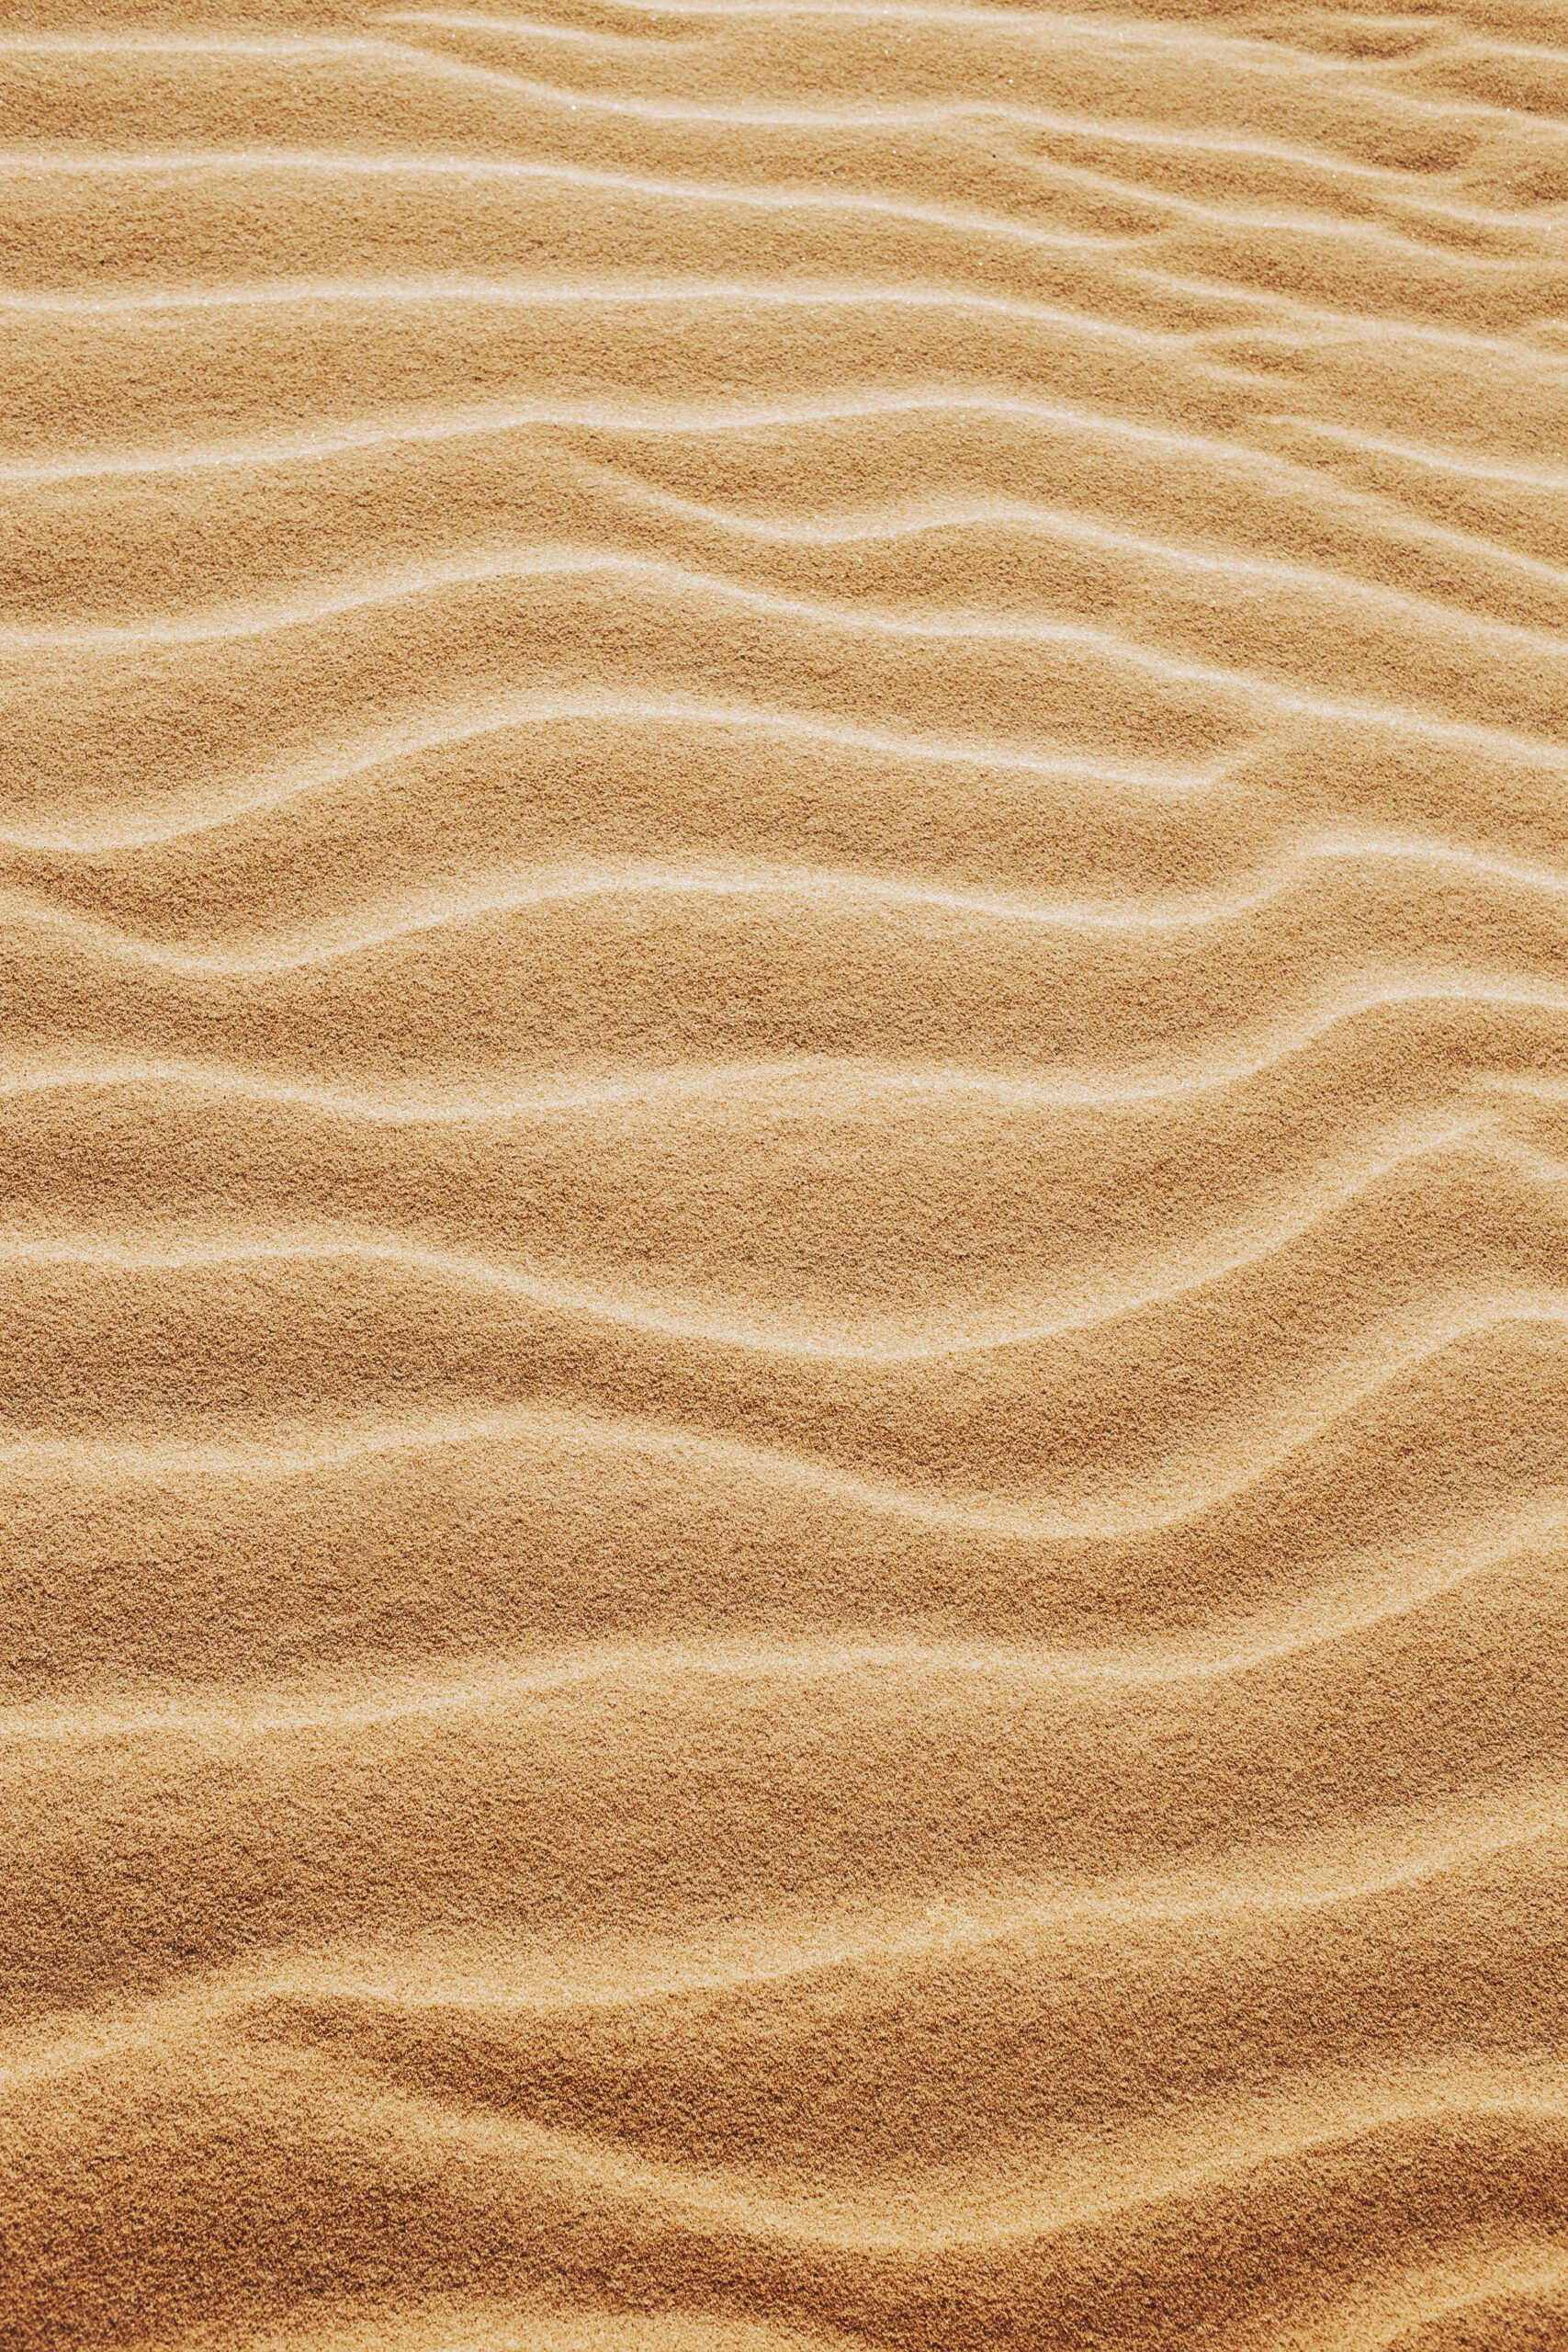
[3,1,1567,2346]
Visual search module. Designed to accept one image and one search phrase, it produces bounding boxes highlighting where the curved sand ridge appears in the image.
[3,1,1567,2346]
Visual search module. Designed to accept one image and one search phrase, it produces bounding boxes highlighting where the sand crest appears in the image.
[2,1,1566,2346]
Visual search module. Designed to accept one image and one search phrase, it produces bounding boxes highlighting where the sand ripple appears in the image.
[3,0,1566,2346]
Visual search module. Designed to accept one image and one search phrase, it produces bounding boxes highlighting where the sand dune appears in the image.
[3,0,1566,2346]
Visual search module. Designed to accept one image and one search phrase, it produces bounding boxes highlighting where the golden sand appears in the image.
[2,1,1567,2345]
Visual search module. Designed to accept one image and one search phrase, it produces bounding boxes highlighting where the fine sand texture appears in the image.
[3,0,1568,2346]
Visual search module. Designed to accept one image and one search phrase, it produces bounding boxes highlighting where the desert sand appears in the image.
[2,0,1567,2346]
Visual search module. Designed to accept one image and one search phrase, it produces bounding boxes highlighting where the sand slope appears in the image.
[2,1,1566,2346]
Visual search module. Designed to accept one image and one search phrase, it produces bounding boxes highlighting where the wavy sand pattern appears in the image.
[4,2,1568,2347]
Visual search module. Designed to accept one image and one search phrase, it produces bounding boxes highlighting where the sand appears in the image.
[2,0,1567,2346]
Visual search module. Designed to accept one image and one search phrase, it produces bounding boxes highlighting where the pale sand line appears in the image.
[6,69,1549,244]
[12,484,1568,646]
[6,1521,1566,1732]
[552,465,1568,622]
[2,1805,1562,2097]
[0,270,1196,342]
[11,831,1568,956]
[0,989,1562,1114]
[2,1179,1565,1375]
[0,6,1475,72]
[0,385,1539,548]
[11,548,1568,771]
[9,262,1562,376]
[1269,414,1568,492]
[7,144,1558,267]
[17,11,1568,214]
[9,149,1551,276]
[6,1510,1568,1741]
[6,959,1561,1105]
[0,1051,1212,1119]
[0,149,1140,259]
[1346,2275,1568,2352]
[6,1283,1566,1541]
[375,23,1568,151]
[380,3,1521,88]
[0,691,1225,853]
[8,1310,1562,1561]
[218,2047,1568,2254]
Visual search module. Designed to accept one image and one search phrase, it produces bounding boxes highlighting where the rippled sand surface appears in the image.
[5,0,1568,2345]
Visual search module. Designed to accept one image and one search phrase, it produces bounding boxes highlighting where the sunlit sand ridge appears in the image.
[3,0,1567,2346]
